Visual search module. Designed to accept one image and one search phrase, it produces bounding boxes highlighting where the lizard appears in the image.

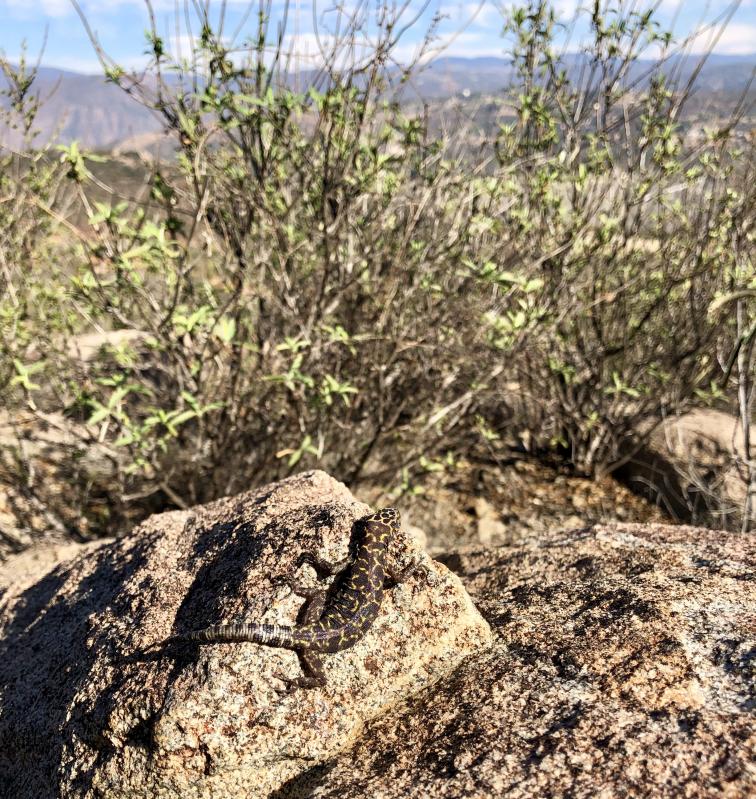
[175,507,417,690]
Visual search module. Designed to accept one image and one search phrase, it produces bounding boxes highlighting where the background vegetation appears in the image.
[0,0,753,555]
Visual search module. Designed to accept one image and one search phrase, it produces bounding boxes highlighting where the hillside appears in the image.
[1,54,754,151]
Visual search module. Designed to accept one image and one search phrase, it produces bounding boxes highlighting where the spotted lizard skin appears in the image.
[180,508,414,688]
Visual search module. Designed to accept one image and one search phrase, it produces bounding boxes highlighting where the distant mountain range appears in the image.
[0,65,161,150]
[0,54,753,152]
[408,53,756,99]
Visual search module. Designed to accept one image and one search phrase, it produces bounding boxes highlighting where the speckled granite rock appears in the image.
[0,470,492,798]
[276,523,755,798]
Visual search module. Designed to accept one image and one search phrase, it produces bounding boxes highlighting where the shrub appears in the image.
[0,0,753,548]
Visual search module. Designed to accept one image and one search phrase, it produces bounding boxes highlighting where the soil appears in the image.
[358,455,670,553]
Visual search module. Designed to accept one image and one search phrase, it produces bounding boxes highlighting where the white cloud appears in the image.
[275,31,382,67]
[167,33,201,62]
[438,2,499,26]
[1,0,267,14]
[552,0,580,16]
[5,0,70,16]
[277,28,507,68]
[420,29,505,59]
[659,0,754,14]
[688,22,756,55]
[40,0,70,15]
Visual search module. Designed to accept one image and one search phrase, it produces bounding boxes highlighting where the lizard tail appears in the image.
[182,622,296,647]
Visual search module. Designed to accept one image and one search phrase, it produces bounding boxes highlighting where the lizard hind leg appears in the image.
[273,589,329,693]
[294,652,327,689]
[275,651,327,693]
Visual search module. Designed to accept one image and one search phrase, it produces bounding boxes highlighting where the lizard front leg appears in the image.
[272,553,352,592]
[383,558,421,589]
[295,551,353,579]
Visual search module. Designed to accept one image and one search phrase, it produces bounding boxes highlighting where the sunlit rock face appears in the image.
[0,470,491,799]
[283,522,756,799]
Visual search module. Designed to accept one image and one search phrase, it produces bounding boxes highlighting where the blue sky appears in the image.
[0,1,754,74]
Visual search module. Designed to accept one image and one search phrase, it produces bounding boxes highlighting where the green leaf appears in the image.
[214,316,236,344]
[87,403,110,426]
[10,359,44,391]
[171,409,198,427]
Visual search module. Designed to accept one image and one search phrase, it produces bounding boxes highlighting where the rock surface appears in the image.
[276,523,756,798]
[623,409,755,528]
[2,473,754,799]
[0,539,110,598]
[0,470,491,798]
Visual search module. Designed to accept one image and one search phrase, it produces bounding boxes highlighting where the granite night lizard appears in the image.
[177,508,417,689]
